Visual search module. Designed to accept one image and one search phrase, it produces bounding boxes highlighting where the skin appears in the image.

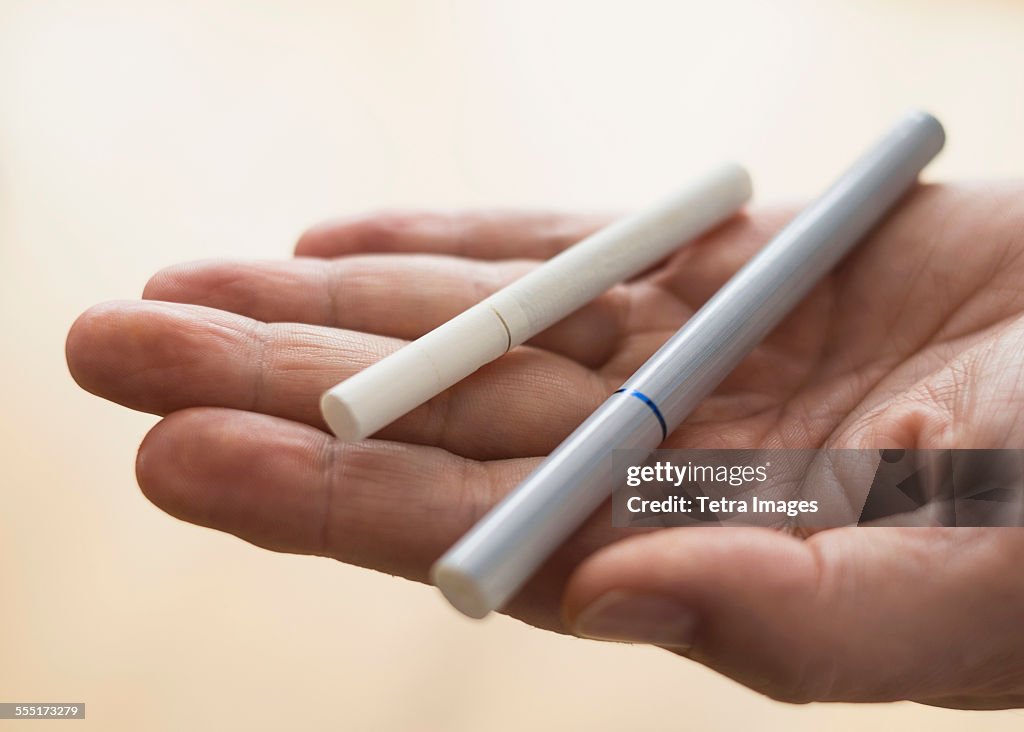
[66,182,1024,708]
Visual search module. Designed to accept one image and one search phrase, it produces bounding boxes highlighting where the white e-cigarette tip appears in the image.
[430,560,494,619]
[320,391,365,443]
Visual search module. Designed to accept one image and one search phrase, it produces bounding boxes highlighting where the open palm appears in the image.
[67,182,1024,707]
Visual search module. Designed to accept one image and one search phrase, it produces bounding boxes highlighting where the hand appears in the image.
[66,183,1024,708]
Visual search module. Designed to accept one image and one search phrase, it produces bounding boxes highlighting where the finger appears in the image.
[563,527,1024,706]
[136,408,502,579]
[141,256,628,368]
[66,300,608,460]
[136,408,629,632]
[295,209,613,260]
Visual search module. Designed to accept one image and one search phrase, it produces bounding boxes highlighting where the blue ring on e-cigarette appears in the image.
[614,388,667,440]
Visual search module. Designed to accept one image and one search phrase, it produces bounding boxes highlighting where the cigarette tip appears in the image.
[320,390,364,442]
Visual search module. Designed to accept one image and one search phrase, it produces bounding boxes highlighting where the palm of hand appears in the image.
[67,183,1024,707]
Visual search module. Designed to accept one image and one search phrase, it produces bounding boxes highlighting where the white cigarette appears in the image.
[320,163,753,442]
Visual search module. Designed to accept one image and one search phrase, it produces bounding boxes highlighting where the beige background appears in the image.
[2,1,1023,729]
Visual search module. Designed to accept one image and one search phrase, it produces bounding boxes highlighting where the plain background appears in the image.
[2,1,1023,729]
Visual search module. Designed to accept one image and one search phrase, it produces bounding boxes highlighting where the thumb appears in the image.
[561,527,1024,706]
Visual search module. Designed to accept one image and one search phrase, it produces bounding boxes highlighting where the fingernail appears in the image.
[572,591,696,649]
